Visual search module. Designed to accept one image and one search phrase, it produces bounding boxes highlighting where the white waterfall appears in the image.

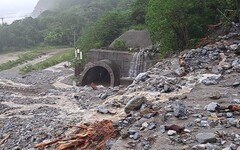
[129,50,148,78]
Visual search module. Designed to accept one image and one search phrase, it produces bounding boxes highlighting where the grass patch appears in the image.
[20,49,74,74]
[0,46,70,71]
[0,45,68,55]
[0,50,46,71]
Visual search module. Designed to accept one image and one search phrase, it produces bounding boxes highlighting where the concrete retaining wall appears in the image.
[87,49,133,77]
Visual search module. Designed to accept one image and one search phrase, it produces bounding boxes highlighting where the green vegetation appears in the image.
[0,0,239,60]
[77,11,130,52]
[20,49,74,74]
[0,50,45,71]
[113,39,126,50]
[0,0,134,52]
[146,0,237,55]
[0,46,67,71]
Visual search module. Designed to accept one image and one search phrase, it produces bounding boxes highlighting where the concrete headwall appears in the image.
[87,49,133,77]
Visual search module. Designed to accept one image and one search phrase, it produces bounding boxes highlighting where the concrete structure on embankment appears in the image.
[78,29,157,87]
[78,49,158,87]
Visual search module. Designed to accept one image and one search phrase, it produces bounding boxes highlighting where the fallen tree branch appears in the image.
[34,136,65,149]
[35,120,118,150]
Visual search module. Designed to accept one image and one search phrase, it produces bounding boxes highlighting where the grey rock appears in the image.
[235,45,240,55]
[200,120,209,127]
[174,67,186,76]
[47,89,60,95]
[233,99,240,104]
[230,44,238,50]
[143,113,154,119]
[201,49,208,55]
[142,122,149,128]
[196,133,217,144]
[209,91,221,100]
[120,130,129,139]
[147,123,156,130]
[226,112,233,118]
[172,100,187,118]
[99,93,108,100]
[222,62,232,70]
[144,145,151,150]
[233,81,240,87]
[234,65,240,73]
[232,59,240,67]
[163,84,173,93]
[192,144,206,150]
[160,125,165,133]
[237,121,240,128]
[167,130,177,136]
[97,106,109,114]
[194,118,201,123]
[205,102,219,112]
[13,146,21,150]
[228,118,238,126]
[133,132,140,140]
[105,139,115,149]
[184,129,191,133]
[230,143,237,150]
[202,77,221,85]
[135,72,149,82]
[124,96,147,114]
[222,146,232,150]
[128,129,137,135]
[205,143,215,150]
[217,44,226,50]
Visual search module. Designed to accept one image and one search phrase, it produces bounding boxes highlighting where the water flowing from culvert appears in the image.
[129,50,148,78]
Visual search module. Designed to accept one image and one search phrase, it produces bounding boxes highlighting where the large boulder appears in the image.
[124,96,147,114]
[173,100,187,118]
[196,133,217,144]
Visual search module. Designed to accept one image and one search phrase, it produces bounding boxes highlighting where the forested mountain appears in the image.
[0,0,239,55]
[0,0,133,51]
[31,0,92,18]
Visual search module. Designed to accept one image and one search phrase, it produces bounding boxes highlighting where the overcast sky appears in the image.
[0,0,38,23]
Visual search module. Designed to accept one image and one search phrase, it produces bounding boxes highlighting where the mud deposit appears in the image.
[0,25,240,150]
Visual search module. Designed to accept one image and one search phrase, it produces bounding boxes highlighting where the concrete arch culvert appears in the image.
[79,59,120,87]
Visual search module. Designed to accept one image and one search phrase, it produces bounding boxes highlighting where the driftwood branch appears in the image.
[35,120,118,150]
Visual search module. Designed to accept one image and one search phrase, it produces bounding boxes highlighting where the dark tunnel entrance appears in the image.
[79,59,120,87]
[82,66,111,87]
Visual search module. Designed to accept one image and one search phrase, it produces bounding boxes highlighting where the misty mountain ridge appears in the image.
[31,0,92,18]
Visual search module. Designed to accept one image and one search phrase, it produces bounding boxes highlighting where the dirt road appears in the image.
[0,51,25,64]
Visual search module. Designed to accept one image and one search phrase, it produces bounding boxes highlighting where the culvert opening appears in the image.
[82,66,111,87]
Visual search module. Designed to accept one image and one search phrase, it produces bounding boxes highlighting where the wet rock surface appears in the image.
[195,133,217,144]
[0,24,240,149]
[110,24,240,150]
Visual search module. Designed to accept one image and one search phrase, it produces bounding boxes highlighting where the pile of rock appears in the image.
[109,24,240,150]
[180,26,240,74]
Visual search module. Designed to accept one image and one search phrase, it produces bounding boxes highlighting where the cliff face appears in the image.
[31,0,56,18]
[31,0,91,18]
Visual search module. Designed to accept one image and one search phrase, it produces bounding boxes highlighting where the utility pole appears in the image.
[74,30,76,49]
[0,17,4,24]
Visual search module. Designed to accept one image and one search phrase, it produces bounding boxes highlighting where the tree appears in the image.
[78,11,130,51]
[146,0,237,55]
[130,0,149,24]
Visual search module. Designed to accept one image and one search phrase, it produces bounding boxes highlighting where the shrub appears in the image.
[77,11,130,52]
[113,39,126,50]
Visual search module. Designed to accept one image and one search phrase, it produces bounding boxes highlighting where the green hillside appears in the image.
[0,0,239,56]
